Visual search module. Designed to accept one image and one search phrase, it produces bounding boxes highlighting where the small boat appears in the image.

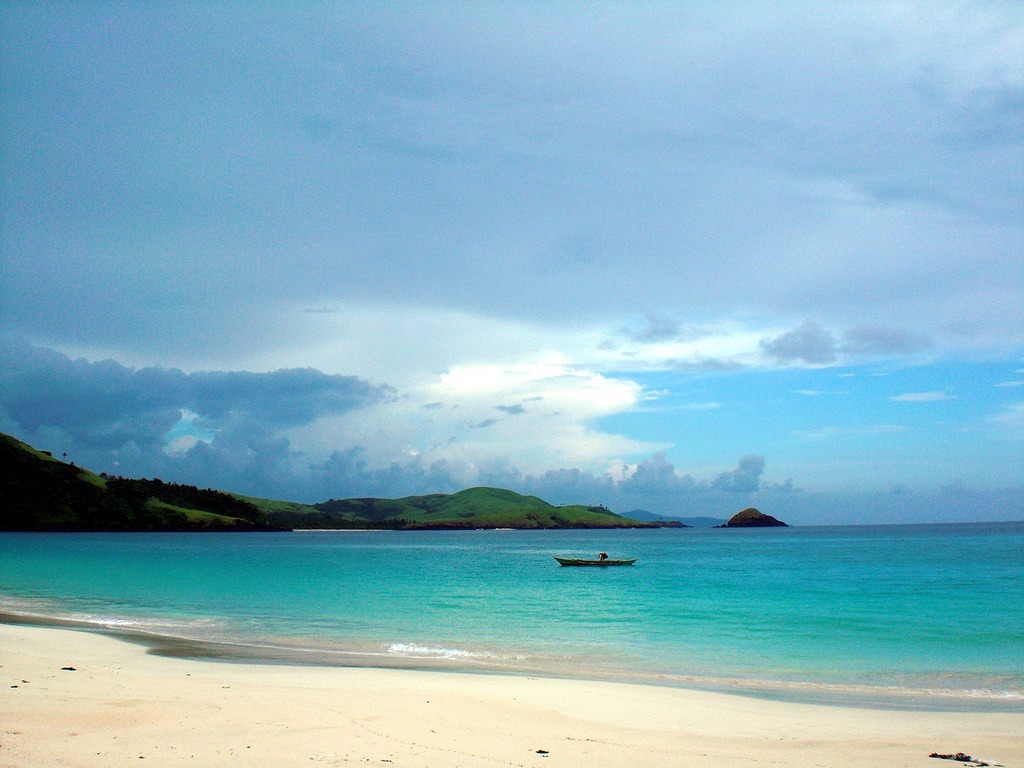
[553,556,637,567]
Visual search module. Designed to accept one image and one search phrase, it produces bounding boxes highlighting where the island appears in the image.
[716,507,789,528]
[0,432,654,531]
[0,432,273,531]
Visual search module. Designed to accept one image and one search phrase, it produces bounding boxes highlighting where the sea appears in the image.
[2,523,1022,711]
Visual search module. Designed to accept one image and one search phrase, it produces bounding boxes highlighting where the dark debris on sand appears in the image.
[930,752,991,766]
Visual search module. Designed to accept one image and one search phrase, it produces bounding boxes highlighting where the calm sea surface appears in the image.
[2,523,1022,709]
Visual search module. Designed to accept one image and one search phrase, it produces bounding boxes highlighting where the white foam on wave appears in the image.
[67,614,221,633]
[386,642,507,661]
[0,597,225,642]
[646,671,1024,705]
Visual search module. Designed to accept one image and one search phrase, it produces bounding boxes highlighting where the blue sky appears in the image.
[1,2,1021,523]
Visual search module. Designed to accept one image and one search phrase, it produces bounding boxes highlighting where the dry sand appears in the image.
[2,623,1021,767]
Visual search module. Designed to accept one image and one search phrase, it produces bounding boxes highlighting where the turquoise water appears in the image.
[2,524,1022,709]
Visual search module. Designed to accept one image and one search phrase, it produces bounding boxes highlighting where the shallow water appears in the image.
[2,523,1022,709]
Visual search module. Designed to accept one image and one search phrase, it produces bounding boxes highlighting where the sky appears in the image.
[1,2,1022,525]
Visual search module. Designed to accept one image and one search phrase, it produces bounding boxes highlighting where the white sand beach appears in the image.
[1,623,1021,768]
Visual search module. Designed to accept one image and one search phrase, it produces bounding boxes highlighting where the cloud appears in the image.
[761,322,934,366]
[284,358,658,486]
[889,391,956,402]
[499,453,784,512]
[760,322,837,365]
[14,331,1015,522]
[0,338,388,490]
[668,358,748,372]
[0,338,387,433]
[2,6,1023,516]
[3,3,1022,378]
[621,314,682,344]
[794,425,909,440]
[712,454,766,493]
[621,452,700,493]
[839,326,931,356]
[0,338,793,509]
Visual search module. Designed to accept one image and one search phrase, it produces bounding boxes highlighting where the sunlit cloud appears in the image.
[285,358,661,481]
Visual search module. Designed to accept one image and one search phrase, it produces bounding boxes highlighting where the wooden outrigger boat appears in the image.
[553,556,637,567]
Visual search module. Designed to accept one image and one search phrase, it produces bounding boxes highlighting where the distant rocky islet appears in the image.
[716,507,789,528]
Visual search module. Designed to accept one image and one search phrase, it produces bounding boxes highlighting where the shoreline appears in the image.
[2,622,1022,768]
[2,608,1021,715]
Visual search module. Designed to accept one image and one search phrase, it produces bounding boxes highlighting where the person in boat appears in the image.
[599,552,608,561]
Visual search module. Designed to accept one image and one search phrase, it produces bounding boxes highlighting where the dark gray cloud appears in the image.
[2,3,1021,365]
[760,322,837,365]
[0,338,389,492]
[0,339,187,452]
[622,315,682,344]
[839,326,931,356]
[496,404,526,415]
[0,338,386,431]
[186,368,384,426]
[762,322,934,363]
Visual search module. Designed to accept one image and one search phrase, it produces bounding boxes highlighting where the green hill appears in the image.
[1,431,652,531]
[304,486,653,530]
[0,432,272,531]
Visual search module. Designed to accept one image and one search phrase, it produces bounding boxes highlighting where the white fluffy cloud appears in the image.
[286,357,658,482]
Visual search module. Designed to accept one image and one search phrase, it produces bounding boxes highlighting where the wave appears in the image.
[2,596,1020,711]
[639,671,1024,708]
[0,597,226,642]
[385,642,528,662]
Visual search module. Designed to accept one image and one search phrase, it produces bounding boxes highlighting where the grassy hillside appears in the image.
[0,432,272,531]
[307,487,653,530]
[2,432,652,531]
[232,494,366,529]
